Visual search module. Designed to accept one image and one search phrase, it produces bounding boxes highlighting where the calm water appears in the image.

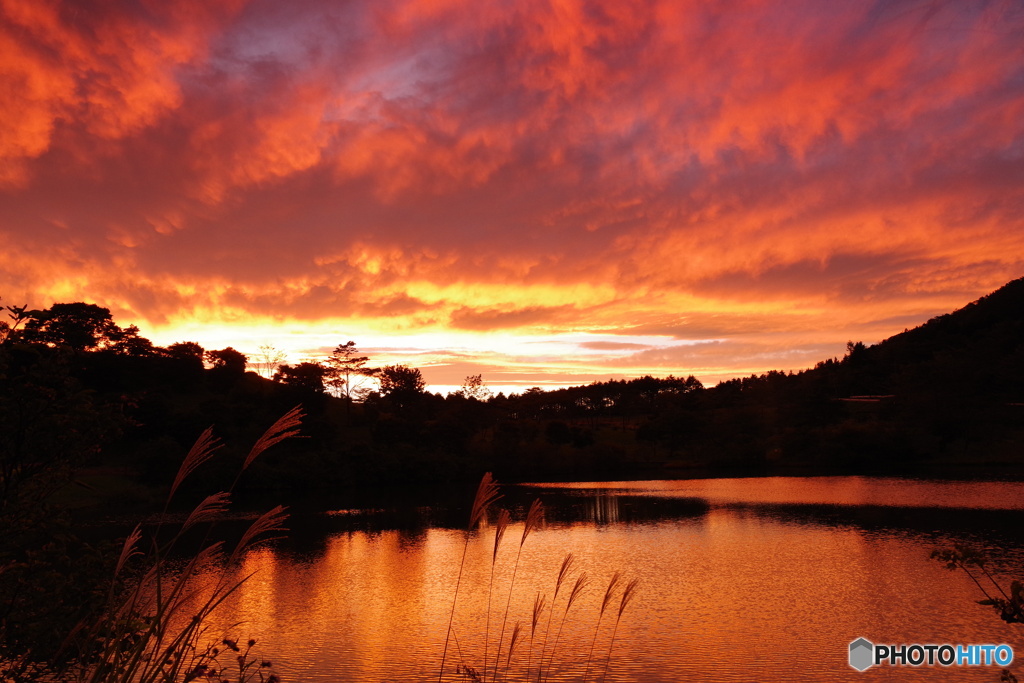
[191,477,1024,682]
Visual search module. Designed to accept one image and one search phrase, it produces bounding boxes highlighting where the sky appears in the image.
[2,0,1023,393]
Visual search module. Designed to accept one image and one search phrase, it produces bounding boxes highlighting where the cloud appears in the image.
[449,305,577,331]
[0,0,244,184]
[2,0,1023,383]
[578,341,654,351]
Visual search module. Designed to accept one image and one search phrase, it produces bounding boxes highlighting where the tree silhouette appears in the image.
[457,374,492,401]
[251,344,287,378]
[204,347,248,375]
[378,364,425,396]
[21,302,119,351]
[105,325,155,356]
[0,299,29,345]
[273,362,328,393]
[165,341,205,362]
[326,341,376,403]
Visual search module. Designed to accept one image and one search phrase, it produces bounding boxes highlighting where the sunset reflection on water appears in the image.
[197,478,1024,682]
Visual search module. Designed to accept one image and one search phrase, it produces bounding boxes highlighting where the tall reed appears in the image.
[524,592,545,681]
[542,572,590,682]
[582,571,620,682]
[534,552,575,682]
[439,473,501,683]
[502,621,523,680]
[484,508,511,679]
[59,408,302,683]
[443,477,639,683]
[491,499,544,682]
[600,578,639,682]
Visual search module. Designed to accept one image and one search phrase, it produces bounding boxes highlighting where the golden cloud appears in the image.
[1,0,1023,384]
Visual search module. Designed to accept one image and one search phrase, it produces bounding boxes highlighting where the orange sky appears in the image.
[2,0,1023,392]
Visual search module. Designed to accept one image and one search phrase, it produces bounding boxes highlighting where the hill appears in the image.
[1,278,1023,512]
[477,276,1024,476]
[841,276,1024,401]
[636,276,1024,473]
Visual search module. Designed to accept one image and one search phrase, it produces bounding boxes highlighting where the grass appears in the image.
[28,408,304,683]
[441,473,640,683]
[9,420,636,683]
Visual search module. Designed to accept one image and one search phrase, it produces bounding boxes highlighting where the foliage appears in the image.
[931,544,1023,683]
[378,364,426,396]
[931,544,1024,625]
[0,505,113,678]
[0,344,126,677]
[105,325,157,357]
[455,375,492,402]
[165,342,205,363]
[0,299,29,344]
[0,410,300,682]
[1,276,1023,496]
[205,347,248,375]
[20,302,120,351]
[273,362,328,393]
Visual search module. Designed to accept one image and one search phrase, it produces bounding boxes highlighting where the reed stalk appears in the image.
[439,472,500,683]
[582,572,620,682]
[485,508,511,679]
[544,572,590,682]
[536,552,575,682]
[502,621,523,681]
[524,591,545,682]
[440,479,637,683]
[600,578,639,682]
[59,409,300,683]
[491,499,543,682]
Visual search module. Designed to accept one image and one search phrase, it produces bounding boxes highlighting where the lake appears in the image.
[192,477,1024,682]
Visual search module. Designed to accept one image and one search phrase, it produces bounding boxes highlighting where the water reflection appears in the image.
[512,490,709,527]
[310,490,709,537]
[526,476,1024,510]
[194,477,1024,682]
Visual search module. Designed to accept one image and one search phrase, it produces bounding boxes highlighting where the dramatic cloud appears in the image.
[2,0,1023,388]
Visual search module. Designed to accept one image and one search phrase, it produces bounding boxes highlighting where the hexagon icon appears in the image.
[849,638,874,671]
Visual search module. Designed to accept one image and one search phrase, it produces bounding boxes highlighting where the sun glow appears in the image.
[2,0,1022,387]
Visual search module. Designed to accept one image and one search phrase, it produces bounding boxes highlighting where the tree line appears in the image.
[3,278,1023,505]
[0,299,442,404]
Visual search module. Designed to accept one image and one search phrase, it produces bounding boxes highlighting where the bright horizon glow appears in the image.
[145,321,734,391]
[2,0,1023,389]
[139,313,880,393]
